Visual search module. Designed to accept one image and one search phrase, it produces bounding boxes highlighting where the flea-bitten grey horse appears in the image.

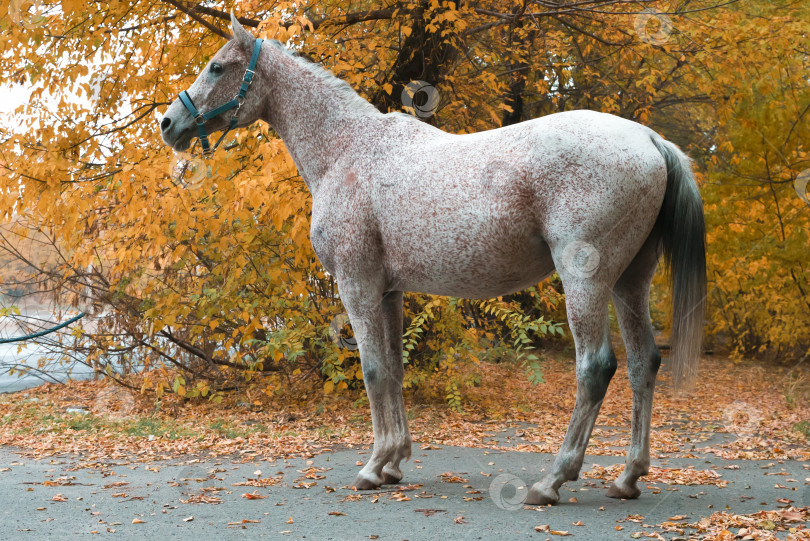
[160,15,706,506]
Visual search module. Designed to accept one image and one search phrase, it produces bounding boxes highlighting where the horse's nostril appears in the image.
[160,117,172,132]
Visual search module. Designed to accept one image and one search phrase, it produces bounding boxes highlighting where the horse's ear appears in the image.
[230,11,254,49]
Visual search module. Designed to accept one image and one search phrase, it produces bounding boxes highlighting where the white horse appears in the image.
[160,15,706,506]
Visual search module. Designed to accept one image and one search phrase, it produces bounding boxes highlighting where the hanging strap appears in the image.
[0,312,86,344]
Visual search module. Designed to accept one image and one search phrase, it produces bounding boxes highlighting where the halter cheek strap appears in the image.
[178,38,264,158]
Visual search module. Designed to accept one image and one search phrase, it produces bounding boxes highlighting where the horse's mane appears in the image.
[269,40,379,115]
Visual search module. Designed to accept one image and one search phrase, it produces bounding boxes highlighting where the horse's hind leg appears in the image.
[526,278,616,505]
[342,287,412,490]
[607,235,661,499]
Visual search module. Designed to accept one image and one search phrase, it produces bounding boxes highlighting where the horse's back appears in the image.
[316,110,668,297]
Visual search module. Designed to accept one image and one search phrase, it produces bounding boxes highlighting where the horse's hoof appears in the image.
[606,481,641,500]
[381,471,403,485]
[524,483,560,506]
[352,475,381,490]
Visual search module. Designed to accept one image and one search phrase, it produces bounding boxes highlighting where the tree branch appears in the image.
[162,0,232,39]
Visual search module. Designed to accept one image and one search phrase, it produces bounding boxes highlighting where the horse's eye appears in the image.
[210,63,223,75]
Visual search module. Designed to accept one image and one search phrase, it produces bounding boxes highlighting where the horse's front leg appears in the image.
[378,291,410,484]
[341,287,411,490]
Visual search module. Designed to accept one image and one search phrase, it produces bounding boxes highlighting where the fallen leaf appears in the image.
[103,481,129,488]
[414,509,447,517]
[438,472,468,484]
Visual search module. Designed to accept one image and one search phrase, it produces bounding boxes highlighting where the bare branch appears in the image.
[161,0,232,39]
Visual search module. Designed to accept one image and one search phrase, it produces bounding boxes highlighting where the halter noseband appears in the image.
[178,38,264,158]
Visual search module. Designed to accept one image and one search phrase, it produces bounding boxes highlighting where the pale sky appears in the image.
[0,84,31,117]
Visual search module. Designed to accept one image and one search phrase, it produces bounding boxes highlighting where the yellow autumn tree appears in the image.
[0,0,807,406]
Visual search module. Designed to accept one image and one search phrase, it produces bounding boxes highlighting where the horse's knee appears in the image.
[362,363,381,386]
[628,350,661,391]
[578,346,617,400]
[362,361,402,388]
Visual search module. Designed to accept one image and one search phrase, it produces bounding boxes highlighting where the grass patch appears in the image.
[209,418,241,439]
[66,415,104,432]
[123,417,193,440]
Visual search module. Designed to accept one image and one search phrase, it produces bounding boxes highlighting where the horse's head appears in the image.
[160,13,265,153]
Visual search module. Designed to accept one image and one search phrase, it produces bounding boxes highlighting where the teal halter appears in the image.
[178,38,264,158]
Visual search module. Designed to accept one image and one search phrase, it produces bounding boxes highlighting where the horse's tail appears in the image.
[651,135,707,388]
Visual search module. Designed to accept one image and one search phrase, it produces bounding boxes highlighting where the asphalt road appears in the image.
[1,441,807,540]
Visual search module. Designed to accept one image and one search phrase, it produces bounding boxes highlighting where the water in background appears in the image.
[0,310,96,393]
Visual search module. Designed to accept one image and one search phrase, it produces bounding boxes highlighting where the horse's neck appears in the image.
[259,44,381,195]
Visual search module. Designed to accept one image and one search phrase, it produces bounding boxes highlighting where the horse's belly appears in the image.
[385,223,555,299]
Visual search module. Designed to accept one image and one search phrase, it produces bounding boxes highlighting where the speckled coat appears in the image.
[160,15,707,506]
